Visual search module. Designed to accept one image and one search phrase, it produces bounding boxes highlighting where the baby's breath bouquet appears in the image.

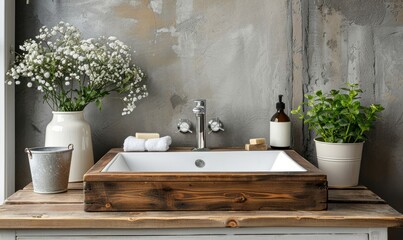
[7,21,148,115]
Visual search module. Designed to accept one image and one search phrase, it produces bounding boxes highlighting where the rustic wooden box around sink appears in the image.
[84,148,327,212]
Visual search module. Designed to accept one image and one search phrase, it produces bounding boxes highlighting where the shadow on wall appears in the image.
[361,117,403,207]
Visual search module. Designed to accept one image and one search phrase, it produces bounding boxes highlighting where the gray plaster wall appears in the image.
[14,1,403,239]
[304,1,403,239]
[15,0,293,188]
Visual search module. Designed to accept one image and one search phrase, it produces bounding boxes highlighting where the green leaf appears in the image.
[95,99,102,111]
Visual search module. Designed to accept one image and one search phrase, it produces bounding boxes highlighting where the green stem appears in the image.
[345,123,350,143]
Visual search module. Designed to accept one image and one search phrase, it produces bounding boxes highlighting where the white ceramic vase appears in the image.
[45,111,94,182]
[315,139,364,187]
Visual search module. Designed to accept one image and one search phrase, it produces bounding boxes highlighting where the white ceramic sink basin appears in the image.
[102,150,307,172]
[85,149,327,211]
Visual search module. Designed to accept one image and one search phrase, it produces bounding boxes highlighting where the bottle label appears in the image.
[270,122,291,147]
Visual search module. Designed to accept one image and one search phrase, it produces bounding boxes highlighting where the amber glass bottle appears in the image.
[270,95,291,149]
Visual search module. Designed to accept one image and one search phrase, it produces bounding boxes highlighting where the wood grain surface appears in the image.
[0,185,402,229]
[0,148,402,229]
[83,148,327,211]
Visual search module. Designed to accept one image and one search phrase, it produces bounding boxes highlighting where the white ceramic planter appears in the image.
[315,139,364,187]
[45,111,94,182]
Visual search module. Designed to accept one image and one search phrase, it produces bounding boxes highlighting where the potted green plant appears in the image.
[291,83,384,187]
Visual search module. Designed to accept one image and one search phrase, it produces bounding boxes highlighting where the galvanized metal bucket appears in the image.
[25,144,74,194]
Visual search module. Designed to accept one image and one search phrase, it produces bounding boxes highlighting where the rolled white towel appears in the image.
[123,136,146,152]
[161,136,172,145]
[145,136,172,152]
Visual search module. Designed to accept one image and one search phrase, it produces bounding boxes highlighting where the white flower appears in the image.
[6,21,148,115]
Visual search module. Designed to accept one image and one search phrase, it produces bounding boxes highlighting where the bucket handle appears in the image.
[25,148,32,160]
[25,144,74,160]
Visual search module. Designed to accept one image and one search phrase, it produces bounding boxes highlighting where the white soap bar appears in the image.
[245,144,267,151]
[135,132,160,139]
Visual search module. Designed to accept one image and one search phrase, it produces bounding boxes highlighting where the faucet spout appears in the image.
[193,99,208,151]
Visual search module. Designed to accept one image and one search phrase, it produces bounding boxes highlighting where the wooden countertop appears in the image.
[0,183,402,229]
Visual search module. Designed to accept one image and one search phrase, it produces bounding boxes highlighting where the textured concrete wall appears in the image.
[15,0,293,189]
[14,1,403,238]
[305,1,403,239]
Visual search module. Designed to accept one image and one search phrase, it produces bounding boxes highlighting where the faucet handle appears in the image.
[208,117,224,134]
[176,119,193,134]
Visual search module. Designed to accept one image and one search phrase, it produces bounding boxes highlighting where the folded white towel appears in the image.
[123,136,172,152]
[145,136,172,152]
[123,136,146,151]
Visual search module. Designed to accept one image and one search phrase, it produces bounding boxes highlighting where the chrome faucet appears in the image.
[192,99,208,151]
